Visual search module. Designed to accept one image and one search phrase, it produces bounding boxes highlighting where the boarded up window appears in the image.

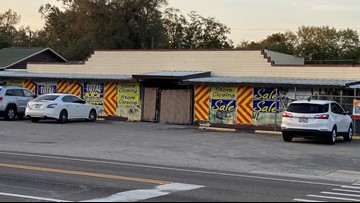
[142,88,157,122]
[160,90,192,124]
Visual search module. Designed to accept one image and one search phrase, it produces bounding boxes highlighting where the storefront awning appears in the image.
[182,76,358,88]
[133,71,211,80]
[0,70,134,81]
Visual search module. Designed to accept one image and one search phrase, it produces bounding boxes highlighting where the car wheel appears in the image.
[344,125,353,142]
[87,109,97,122]
[328,127,337,145]
[30,118,40,123]
[57,110,68,124]
[4,106,17,121]
[282,132,293,142]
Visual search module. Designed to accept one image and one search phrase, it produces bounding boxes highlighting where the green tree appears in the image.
[39,0,168,61]
[0,9,21,48]
[162,8,187,49]
[295,26,360,64]
[163,9,233,49]
[236,32,296,55]
[238,25,360,64]
[184,11,233,49]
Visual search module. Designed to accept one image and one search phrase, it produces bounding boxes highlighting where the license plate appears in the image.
[35,104,42,109]
[299,117,308,123]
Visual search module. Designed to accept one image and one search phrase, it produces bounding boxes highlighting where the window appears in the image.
[5,89,15,96]
[71,96,85,104]
[23,89,34,97]
[34,95,59,102]
[62,96,73,103]
[331,103,345,115]
[287,103,329,114]
[14,89,24,97]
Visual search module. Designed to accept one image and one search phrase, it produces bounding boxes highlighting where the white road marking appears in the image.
[307,195,360,201]
[293,198,325,202]
[333,188,360,193]
[321,191,360,198]
[0,192,69,202]
[342,185,360,190]
[0,151,344,187]
[82,183,204,202]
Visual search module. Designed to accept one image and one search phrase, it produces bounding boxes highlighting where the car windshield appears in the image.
[287,103,329,113]
[34,95,59,102]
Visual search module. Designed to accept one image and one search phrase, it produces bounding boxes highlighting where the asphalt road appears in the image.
[0,119,360,201]
[0,151,357,202]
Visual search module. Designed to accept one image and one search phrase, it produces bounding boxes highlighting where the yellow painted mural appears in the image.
[236,86,253,124]
[6,79,24,87]
[117,83,141,121]
[194,84,210,121]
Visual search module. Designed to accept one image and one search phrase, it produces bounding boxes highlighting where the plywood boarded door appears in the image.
[159,90,192,124]
[142,88,158,122]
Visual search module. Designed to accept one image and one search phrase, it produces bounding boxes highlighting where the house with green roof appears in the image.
[0,47,67,70]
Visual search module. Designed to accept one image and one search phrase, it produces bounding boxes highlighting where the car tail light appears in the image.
[314,114,329,119]
[283,112,293,118]
[47,103,57,108]
[0,97,2,102]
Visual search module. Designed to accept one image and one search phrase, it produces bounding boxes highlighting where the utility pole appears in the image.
[28,31,32,47]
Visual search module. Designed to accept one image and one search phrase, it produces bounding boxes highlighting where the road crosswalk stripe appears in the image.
[293,198,325,202]
[307,195,360,201]
[333,188,360,193]
[82,183,204,202]
[0,192,69,202]
[341,185,360,189]
[321,191,360,197]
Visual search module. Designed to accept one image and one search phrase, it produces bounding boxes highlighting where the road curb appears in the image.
[199,126,236,132]
[255,130,282,135]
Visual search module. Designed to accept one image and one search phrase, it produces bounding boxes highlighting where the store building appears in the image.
[1,48,360,130]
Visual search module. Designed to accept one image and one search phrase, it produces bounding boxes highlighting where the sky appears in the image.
[1,0,360,44]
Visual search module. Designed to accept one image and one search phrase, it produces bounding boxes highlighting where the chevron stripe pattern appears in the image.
[104,82,117,116]
[24,80,36,94]
[237,86,253,124]
[194,84,210,121]
[57,81,69,93]
[68,81,81,97]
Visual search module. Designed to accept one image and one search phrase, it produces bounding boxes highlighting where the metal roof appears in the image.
[347,84,360,89]
[0,47,67,69]
[0,70,133,81]
[132,71,211,80]
[183,76,358,88]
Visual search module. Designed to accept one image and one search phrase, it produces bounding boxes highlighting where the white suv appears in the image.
[0,86,36,120]
[281,99,353,145]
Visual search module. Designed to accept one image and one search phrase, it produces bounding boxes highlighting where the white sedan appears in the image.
[25,93,98,123]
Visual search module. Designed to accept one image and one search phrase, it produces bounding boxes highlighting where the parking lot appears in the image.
[0,118,359,182]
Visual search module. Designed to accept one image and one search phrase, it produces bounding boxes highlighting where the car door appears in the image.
[71,96,89,118]
[13,89,27,113]
[62,96,77,119]
[22,89,35,107]
[331,102,347,133]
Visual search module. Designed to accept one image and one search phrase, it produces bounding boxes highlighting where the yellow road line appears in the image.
[0,163,171,185]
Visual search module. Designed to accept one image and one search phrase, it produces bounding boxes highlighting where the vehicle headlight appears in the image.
[47,103,57,108]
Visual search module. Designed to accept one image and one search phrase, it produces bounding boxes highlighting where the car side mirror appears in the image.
[345,111,351,115]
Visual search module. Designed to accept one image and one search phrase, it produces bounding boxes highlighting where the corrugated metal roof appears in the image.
[347,84,360,89]
[0,47,67,69]
[0,70,133,81]
[183,76,357,87]
[133,71,211,80]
